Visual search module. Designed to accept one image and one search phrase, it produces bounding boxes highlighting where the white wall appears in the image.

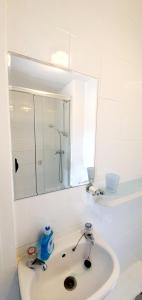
[0,1,20,299]
[7,0,142,183]
[6,0,142,276]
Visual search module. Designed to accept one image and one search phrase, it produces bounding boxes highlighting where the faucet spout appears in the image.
[84,222,95,245]
[27,258,47,271]
[72,222,95,253]
[84,232,95,246]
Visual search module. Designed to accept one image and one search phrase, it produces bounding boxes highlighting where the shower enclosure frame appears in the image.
[9,85,71,197]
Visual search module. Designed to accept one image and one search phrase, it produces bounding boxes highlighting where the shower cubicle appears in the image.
[9,87,70,199]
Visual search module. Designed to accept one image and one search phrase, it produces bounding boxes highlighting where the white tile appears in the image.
[70,33,102,77]
[7,1,70,68]
[95,139,142,182]
[97,98,123,140]
[15,186,87,247]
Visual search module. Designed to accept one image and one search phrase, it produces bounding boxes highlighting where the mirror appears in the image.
[8,53,98,200]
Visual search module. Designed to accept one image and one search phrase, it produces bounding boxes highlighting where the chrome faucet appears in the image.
[72,223,95,269]
[72,223,95,250]
[27,257,47,271]
[84,223,95,246]
[26,246,47,271]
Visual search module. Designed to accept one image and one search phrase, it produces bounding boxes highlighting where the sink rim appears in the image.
[18,230,120,300]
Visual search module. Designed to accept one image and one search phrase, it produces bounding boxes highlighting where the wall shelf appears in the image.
[94,178,142,207]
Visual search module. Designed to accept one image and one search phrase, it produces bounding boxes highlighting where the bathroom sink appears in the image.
[18,231,119,300]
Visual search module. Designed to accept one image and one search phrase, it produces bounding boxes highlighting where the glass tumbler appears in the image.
[105,173,120,193]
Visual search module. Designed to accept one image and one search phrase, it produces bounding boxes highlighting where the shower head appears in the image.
[48,124,68,137]
[48,124,60,135]
[48,124,55,129]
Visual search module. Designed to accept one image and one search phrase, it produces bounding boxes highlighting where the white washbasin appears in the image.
[18,231,119,300]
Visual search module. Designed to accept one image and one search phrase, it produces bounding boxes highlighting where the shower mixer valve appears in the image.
[55,150,65,155]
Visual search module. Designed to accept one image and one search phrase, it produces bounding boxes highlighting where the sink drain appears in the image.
[64,276,77,291]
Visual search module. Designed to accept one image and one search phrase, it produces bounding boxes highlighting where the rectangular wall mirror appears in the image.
[8,53,98,200]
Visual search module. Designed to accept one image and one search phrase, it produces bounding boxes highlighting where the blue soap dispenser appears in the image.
[38,226,54,261]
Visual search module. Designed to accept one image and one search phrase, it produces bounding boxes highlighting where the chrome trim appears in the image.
[9,85,71,101]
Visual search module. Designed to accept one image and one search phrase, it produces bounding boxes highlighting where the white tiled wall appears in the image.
[0,2,19,299]
[7,0,142,274]
[7,0,71,68]
[96,58,142,182]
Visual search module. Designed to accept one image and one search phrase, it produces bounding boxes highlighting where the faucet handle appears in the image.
[85,223,93,234]
[27,246,37,262]
[27,246,37,257]
[85,222,93,229]
[31,258,47,271]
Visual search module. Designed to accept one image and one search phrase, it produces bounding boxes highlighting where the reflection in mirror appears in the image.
[8,53,98,200]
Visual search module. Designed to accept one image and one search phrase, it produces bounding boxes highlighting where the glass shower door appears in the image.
[9,91,36,199]
[34,95,70,194]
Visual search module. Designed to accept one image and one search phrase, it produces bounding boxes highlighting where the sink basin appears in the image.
[18,231,119,300]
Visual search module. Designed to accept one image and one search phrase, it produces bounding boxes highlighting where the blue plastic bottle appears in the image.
[38,226,54,261]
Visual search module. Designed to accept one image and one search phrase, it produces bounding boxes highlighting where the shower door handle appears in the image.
[15,158,19,173]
